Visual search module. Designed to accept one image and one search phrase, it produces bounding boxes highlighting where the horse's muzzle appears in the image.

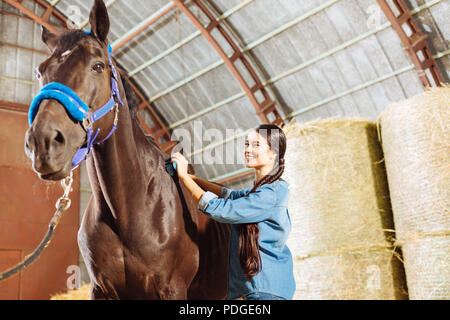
[25,101,74,180]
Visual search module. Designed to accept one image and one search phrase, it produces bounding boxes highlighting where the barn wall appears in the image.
[0,105,80,299]
[0,3,81,299]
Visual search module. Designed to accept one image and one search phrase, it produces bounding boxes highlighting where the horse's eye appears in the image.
[93,62,105,73]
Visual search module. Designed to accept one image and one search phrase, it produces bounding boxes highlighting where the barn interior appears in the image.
[0,0,448,300]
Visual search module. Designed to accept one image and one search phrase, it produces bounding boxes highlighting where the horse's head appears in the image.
[25,0,116,180]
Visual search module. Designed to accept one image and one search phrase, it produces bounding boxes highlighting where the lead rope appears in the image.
[0,172,74,281]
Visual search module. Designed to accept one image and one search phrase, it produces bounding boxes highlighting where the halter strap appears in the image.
[71,43,123,169]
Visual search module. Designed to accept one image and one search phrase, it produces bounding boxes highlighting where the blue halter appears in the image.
[29,31,123,169]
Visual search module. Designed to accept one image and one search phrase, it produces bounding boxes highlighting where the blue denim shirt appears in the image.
[198,178,296,300]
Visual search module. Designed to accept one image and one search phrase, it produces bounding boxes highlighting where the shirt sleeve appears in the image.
[198,185,277,224]
[220,186,253,200]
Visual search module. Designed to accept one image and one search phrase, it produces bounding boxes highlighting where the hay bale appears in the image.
[283,117,408,300]
[50,283,90,300]
[377,86,450,299]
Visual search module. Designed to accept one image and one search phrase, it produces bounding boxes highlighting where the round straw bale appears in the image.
[283,117,407,299]
[377,86,450,299]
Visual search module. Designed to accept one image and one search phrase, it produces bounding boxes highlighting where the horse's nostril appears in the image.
[54,130,65,144]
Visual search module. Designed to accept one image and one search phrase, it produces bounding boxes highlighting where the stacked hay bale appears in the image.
[377,86,450,299]
[283,117,408,299]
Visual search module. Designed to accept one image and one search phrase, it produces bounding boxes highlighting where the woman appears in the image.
[171,124,295,300]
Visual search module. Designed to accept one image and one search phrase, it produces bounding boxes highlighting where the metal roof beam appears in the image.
[111,2,176,52]
[167,22,390,130]
[187,48,449,163]
[3,0,67,34]
[128,0,255,77]
[34,0,67,25]
[167,0,443,131]
[146,0,340,105]
[173,0,283,125]
[212,167,253,184]
[0,41,50,55]
[0,9,62,33]
[288,48,449,118]
[377,0,443,87]
[208,42,447,184]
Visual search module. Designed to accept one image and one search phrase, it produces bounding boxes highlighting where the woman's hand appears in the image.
[171,152,205,202]
[171,152,189,179]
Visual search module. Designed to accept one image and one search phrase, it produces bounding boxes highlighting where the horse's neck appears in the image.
[86,105,167,219]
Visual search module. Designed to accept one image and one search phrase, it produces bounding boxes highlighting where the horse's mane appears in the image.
[119,72,139,118]
[119,71,167,153]
[55,29,89,55]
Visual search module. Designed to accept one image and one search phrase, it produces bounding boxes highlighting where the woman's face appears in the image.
[244,131,276,169]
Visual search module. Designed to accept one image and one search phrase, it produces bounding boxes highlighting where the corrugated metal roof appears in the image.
[1,0,449,190]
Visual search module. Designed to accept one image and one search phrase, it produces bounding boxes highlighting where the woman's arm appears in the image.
[170,152,211,203]
[170,152,255,214]
[179,174,206,203]
[198,184,277,224]
[188,174,223,197]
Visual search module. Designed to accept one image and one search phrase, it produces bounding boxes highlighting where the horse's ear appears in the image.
[41,26,57,52]
[89,0,110,43]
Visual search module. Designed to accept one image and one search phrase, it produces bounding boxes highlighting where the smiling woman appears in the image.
[171,124,296,300]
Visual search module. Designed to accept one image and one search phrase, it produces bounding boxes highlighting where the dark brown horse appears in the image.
[25,0,230,299]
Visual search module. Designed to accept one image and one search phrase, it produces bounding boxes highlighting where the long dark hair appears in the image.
[239,124,287,279]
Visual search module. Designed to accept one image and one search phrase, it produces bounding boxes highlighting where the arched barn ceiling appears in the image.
[1,0,449,189]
